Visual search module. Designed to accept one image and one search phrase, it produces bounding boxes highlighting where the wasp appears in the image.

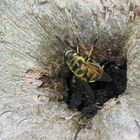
[54,18,111,82]
[64,41,112,83]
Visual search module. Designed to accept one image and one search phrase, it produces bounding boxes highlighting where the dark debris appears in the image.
[64,61,127,118]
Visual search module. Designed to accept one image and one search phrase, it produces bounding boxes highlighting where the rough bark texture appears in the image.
[0,0,140,140]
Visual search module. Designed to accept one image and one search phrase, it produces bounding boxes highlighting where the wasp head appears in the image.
[65,50,75,62]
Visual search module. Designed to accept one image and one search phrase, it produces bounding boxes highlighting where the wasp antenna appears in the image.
[56,35,76,51]
[65,39,76,50]
[76,38,80,54]
[66,9,83,52]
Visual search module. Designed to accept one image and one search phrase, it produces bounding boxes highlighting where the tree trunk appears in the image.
[0,0,140,140]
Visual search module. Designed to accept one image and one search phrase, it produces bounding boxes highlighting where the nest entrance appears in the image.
[39,30,127,118]
[63,61,127,118]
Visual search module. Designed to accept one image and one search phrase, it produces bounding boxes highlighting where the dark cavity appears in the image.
[63,61,127,118]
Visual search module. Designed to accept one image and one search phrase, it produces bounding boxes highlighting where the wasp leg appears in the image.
[85,39,98,62]
[87,46,94,61]
[85,46,95,62]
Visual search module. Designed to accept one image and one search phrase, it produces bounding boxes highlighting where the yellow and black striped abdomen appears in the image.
[65,52,104,82]
[81,62,104,82]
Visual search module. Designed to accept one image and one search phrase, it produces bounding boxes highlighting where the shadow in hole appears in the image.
[64,61,127,118]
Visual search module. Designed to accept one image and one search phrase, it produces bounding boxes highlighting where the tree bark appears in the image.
[0,0,140,140]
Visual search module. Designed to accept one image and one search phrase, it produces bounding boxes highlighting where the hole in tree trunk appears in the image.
[63,59,127,118]
[38,27,128,119]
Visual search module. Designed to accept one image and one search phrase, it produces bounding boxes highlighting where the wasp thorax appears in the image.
[65,50,75,61]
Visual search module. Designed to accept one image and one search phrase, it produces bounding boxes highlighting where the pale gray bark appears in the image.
[0,0,140,140]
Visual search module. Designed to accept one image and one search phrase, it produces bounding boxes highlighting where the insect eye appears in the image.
[65,50,75,61]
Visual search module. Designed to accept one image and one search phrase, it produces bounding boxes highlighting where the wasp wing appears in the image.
[98,72,112,82]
